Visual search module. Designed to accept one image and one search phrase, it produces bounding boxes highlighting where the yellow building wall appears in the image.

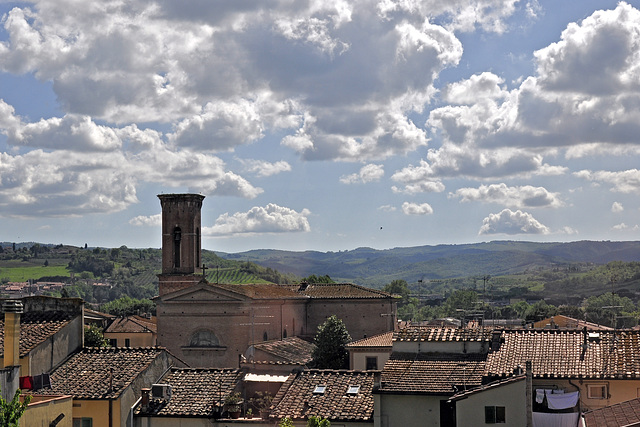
[103,332,156,347]
[21,395,73,427]
[71,399,122,427]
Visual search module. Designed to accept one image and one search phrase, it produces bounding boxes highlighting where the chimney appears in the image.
[3,300,23,368]
[141,388,151,412]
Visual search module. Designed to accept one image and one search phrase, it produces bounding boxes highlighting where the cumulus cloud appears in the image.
[340,164,384,184]
[409,2,640,181]
[478,209,550,235]
[129,213,161,227]
[238,159,292,177]
[450,183,564,208]
[402,202,434,215]
[203,204,311,236]
[575,169,640,193]
[612,202,624,213]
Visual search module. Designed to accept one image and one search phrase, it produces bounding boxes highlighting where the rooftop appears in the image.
[0,311,76,357]
[34,347,169,399]
[105,315,157,334]
[347,331,394,349]
[394,327,493,343]
[378,352,486,395]
[139,368,244,417]
[583,397,640,427]
[251,336,314,365]
[270,369,376,422]
[486,329,640,379]
[296,283,393,299]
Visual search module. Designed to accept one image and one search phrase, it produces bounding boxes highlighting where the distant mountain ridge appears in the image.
[217,240,640,288]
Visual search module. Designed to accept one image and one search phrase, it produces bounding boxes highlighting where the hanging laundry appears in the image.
[546,390,579,410]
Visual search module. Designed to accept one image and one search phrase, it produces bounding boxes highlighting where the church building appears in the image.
[155,194,397,368]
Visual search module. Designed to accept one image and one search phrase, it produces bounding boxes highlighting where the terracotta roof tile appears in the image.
[379,352,486,394]
[583,397,640,427]
[252,337,314,365]
[270,370,376,422]
[347,331,393,348]
[296,283,392,299]
[394,327,493,343]
[486,329,640,379]
[0,311,75,357]
[212,283,304,299]
[105,316,157,334]
[35,347,167,399]
[141,368,244,417]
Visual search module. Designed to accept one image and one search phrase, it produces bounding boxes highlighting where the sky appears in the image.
[1,0,640,253]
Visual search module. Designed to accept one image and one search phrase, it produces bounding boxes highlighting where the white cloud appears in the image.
[450,183,564,208]
[377,204,396,212]
[575,169,640,194]
[204,203,311,236]
[238,159,292,177]
[478,209,550,235]
[129,213,161,227]
[340,164,384,184]
[612,223,628,231]
[402,202,433,215]
[612,202,624,213]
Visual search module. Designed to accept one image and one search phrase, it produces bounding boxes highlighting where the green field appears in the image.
[0,264,70,282]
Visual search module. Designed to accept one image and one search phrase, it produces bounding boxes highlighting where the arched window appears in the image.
[283,329,288,339]
[173,227,182,268]
[189,330,220,347]
[263,331,268,341]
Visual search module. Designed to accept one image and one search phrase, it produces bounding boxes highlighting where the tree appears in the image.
[443,290,478,316]
[311,315,351,369]
[0,388,31,426]
[279,418,294,427]
[382,279,410,299]
[302,275,335,284]
[84,325,107,347]
[307,416,331,427]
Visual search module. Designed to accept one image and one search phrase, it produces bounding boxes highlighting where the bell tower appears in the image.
[157,193,206,295]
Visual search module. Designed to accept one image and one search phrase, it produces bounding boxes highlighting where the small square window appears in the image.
[588,384,607,399]
[313,385,326,394]
[485,406,505,424]
[124,338,131,347]
[347,385,360,395]
[366,356,378,370]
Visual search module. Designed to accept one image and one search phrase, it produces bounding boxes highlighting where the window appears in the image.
[189,330,220,347]
[313,385,326,394]
[173,227,181,268]
[263,331,268,341]
[366,356,378,370]
[588,384,607,399]
[485,406,506,424]
[283,329,288,338]
[124,338,131,347]
[73,418,93,427]
[347,385,360,395]
[109,338,117,347]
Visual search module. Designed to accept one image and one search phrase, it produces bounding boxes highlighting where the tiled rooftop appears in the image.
[105,316,157,334]
[486,329,640,379]
[270,370,376,422]
[34,347,167,399]
[139,368,244,417]
[0,311,75,357]
[394,327,493,343]
[583,397,640,427]
[379,352,486,394]
[252,337,314,365]
[212,283,304,299]
[297,283,392,299]
[347,331,394,348]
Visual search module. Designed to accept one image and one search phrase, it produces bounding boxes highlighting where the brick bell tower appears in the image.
[157,193,206,296]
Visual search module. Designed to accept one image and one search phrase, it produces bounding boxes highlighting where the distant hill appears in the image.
[217,240,640,288]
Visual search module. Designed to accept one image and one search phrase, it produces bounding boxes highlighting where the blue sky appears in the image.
[1,0,639,253]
